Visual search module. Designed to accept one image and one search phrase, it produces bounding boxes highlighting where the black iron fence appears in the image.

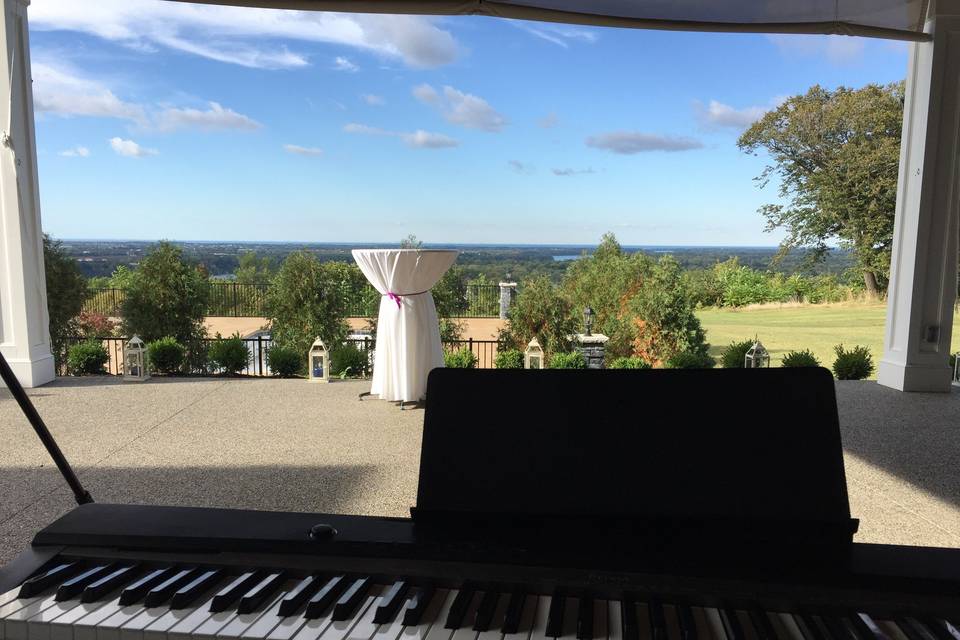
[443,337,499,369]
[83,282,503,318]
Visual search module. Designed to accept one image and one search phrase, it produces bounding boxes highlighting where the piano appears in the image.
[1,367,959,640]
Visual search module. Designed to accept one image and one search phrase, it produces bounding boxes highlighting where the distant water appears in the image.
[552,255,580,261]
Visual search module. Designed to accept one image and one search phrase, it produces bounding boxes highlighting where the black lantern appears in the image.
[583,306,594,336]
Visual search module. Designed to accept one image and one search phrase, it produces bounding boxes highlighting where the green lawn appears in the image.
[697,303,960,375]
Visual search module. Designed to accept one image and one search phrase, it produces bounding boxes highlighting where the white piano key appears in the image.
[4,594,69,640]
[286,607,335,640]
[120,605,174,640]
[737,612,757,640]
[165,597,222,640]
[607,600,621,640]
[69,598,135,640]
[370,585,418,640]
[0,589,24,610]
[190,606,240,640]
[141,598,219,640]
[875,621,910,640]
[344,588,387,640]
[475,595,509,640]
[690,609,712,640]
[449,593,481,640]
[240,592,294,640]
[400,588,453,640]
[527,596,551,640]
[315,595,379,640]
[25,598,87,640]
[216,593,288,639]
[47,600,114,640]
[703,610,727,640]
[93,604,153,640]
[773,615,803,640]
[942,622,960,640]
[0,595,46,629]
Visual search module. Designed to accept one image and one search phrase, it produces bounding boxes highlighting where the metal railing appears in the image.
[83,282,504,318]
[443,337,499,370]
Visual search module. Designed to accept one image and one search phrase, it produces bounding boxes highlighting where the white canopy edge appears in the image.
[166,0,932,41]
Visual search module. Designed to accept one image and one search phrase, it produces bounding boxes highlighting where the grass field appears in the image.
[697,302,960,376]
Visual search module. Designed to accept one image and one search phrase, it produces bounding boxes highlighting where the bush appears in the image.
[494,349,524,369]
[721,340,755,369]
[147,337,186,374]
[781,349,821,368]
[665,351,717,369]
[76,310,117,338]
[267,345,302,377]
[44,235,87,371]
[67,340,108,375]
[832,344,875,380]
[549,351,586,369]
[331,344,370,378]
[444,348,477,369]
[608,357,652,369]
[207,334,249,374]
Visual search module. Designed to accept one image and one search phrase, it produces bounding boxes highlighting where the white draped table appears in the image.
[352,249,458,403]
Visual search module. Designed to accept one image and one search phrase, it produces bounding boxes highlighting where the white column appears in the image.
[0,0,54,387]
[878,4,960,393]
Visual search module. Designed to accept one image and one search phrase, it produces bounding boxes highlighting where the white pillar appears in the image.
[878,4,960,392]
[0,0,54,387]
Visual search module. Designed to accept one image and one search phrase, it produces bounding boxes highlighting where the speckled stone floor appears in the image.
[1,377,958,564]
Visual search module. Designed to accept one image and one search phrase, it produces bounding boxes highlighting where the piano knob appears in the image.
[309,523,338,540]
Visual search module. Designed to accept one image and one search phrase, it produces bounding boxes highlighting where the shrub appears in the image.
[331,344,370,378]
[832,344,875,380]
[267,345,302,377]
[67,340,108,375]
[721,340,755,369]
[444,348,477,369]
[207,334,249,374]
[608,357,652,369]
[781,349,821,368]
[147,337,186,374]
[665,351,717,369]
[549,351,586,369]
[75,310,117,338]
[494,349,524,369]
[44,235,87,371]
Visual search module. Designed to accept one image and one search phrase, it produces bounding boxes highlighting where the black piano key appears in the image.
[821,616,855,640]
[719,609,746,640]
[749,609,777,640]
[332,577,372,622]
[474,591,501,631]
[894,619,928,640]
[279,575,323,617]
[81,564,138,603]
[145,568,199,608]
[648,601,668,640]
[374,580,410,624]
[120,567,176,606]
[797,614,827,640]
[170,569,222,610]
[848,614,882,640]
[55,565,112,601]
[546,592,566,637]
[304,575,348,619]
[677,605,698,640]
[923,619,959,640]
[238,572,285,614]
[942,621,960,640]
[577,597,593,640]
[621,598,639,640]
[402,585,436,626]
[502,592,527,634]
[19,562,79,598]
[210,571,263,613]
[445,587,477,629]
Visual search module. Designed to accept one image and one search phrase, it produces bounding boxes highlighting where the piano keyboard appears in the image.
[2,561,959,640]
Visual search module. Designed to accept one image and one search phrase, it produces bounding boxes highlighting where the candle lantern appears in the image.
[123,335,150,382]
[308,337,330,383]
[744,338,771,369]
[524,338,544,370]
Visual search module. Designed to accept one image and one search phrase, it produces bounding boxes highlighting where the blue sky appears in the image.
[28,0,909,245]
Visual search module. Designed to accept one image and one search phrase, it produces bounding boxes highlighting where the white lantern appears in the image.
[524,338,544,370]
[123,335,149,382]
[744,338,771,369]
[308,337,330,383]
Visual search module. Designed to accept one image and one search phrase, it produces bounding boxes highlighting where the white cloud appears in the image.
[362,93,385,106]
[343,123,391,136]
[767,34,866,64]
[334,56,358,72]
[509,160,535,175]
[155,101,261,132]
[29,0,459,69]
[344,122,458,149]
[32,61,146,123]
[586,131,703,154]
[109,137,157,157]
[58,146,90,157]
[283,144,323,156]
[538,112,559,129]
[693,100,767,131]
[552,167,595,176]
[512,20,597,48]
[412,83,506,132]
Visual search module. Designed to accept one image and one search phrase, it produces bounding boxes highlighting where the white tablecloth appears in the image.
[352,249,458,402]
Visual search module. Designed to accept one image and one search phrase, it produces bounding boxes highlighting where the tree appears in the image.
[234,251,276,284]
[121,242,210,348]
[498,275,575,358]
[432,266,468,341]
[43,235,87,369]
[266,251,350,357]
[738,82,904,296]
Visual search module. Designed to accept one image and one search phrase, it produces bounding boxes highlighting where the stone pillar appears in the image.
[498,281,516,319]
[878,3,960,393]
[572,333,609,369]
[0,0,53,388]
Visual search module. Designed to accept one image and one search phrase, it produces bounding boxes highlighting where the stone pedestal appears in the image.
[571,333,609,369]
[498,281,516,319]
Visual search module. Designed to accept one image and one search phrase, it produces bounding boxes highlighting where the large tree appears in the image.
[43,235,87,369]
[738,82,904,296]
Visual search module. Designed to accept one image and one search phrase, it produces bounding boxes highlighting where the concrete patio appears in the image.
[1,377,958,564]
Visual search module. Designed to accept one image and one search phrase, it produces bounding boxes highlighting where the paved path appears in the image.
[1,377,958,564]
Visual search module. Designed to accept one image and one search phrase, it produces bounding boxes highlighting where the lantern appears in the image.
[744,338,771,369]
[123,335,149,382]
[308,337,330,383]
[583,306,594,336]
[524,338,544,370]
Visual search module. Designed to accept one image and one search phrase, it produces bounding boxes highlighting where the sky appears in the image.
[28,0,910,246]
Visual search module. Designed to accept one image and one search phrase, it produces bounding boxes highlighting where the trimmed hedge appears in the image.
[781,349,821,368]
[494,349,524,369]
[832,344,874,380]
[608,356,652,369]
[67,340,109,375]
[267,345,302,377]
[208,334,249,374]
[444,348,477,369]
[720,340,755,369]
[665,351,716,369]
[331,344,370,378]
[549,351,586,369]
[147,336,185,374]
